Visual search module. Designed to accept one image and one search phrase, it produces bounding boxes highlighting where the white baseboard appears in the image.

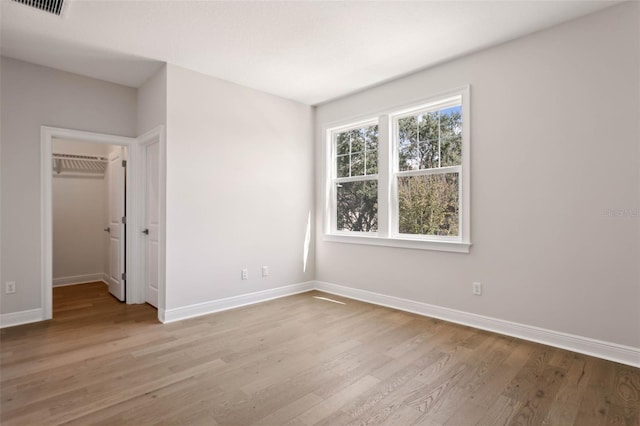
[160,281,315,323]
[314,281,640,368]
[0,308,45,328]
[53,273,107,287]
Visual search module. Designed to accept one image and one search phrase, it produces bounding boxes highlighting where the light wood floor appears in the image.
[1,283,638,425]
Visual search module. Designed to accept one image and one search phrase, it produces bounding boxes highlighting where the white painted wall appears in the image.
[315,3,640,348]
[52,153,106,283]
[165,64,314,310]
[137,65,167,135]
[0,57,137,314]
[53,138,112,157]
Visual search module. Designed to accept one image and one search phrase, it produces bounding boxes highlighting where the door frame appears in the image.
[137,127,166,315]
[41,126,160,319]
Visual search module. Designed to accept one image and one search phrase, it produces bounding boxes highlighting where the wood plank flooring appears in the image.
[1,282,638,425]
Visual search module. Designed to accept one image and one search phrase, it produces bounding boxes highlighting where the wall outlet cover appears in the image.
[472,282,482,296]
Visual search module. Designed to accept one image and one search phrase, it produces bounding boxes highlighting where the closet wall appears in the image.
[52,139,113,286]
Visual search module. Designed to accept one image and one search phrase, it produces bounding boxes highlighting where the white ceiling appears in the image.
[1,0,619,105]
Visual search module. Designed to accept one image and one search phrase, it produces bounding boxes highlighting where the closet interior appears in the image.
[52,138,127,301]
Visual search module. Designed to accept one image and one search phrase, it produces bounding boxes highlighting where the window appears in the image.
[393,101,462,238]
[325,87,470,252]
[332,122,379,232]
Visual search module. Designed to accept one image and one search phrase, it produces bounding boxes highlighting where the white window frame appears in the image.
[323,86,471,253]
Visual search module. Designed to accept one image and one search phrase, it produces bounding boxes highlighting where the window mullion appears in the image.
[363,129,367,175]
[328,130,337,233]
[438,111,441,168]
[377,115,390,238]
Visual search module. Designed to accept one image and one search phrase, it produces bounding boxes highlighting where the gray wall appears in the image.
[315,3,640,348]
[137,65,167,135]
[165,64,315,310]
[0,57,137,314]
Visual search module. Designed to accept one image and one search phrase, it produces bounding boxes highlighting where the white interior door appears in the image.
[107,148,126,301]
[144,141,160,307]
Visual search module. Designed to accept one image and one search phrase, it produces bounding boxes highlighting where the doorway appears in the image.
[41,126,165,322]
[51,138,127,302]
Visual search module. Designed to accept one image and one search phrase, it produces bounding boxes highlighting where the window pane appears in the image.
[336,132,350,156]
[336,154,349,178]
[351,152,365,176]
[398,173,459,236]
[366,150,378,175]
[418,113,435,163]
[398,116,418,171]
[365,126,378,151]
[363,125,378,176]
[351,129,365,153]
[441,135,462,167]
[337,180,378,232]
[418,112,440,169]
[440,105,462,166]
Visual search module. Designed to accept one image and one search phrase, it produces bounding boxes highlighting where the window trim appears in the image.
[323,86,471,253]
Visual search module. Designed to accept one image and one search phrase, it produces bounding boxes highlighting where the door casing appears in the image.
[41,126,166,321]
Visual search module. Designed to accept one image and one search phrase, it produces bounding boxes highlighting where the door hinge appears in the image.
[121,272,126,281]
[122,160,127,167]
[121,216,126,224]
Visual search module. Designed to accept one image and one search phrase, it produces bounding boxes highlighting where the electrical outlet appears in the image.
[262,266,269,277]
[241,269,248,280]
[472,282,482,296]
[5,281,16,294]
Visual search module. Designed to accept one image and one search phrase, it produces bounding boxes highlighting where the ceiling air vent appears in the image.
[12,0,64,16]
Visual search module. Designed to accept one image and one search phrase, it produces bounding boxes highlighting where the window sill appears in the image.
[323,233,471,253]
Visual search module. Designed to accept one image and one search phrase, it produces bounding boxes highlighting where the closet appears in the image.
[52,138,127,301]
